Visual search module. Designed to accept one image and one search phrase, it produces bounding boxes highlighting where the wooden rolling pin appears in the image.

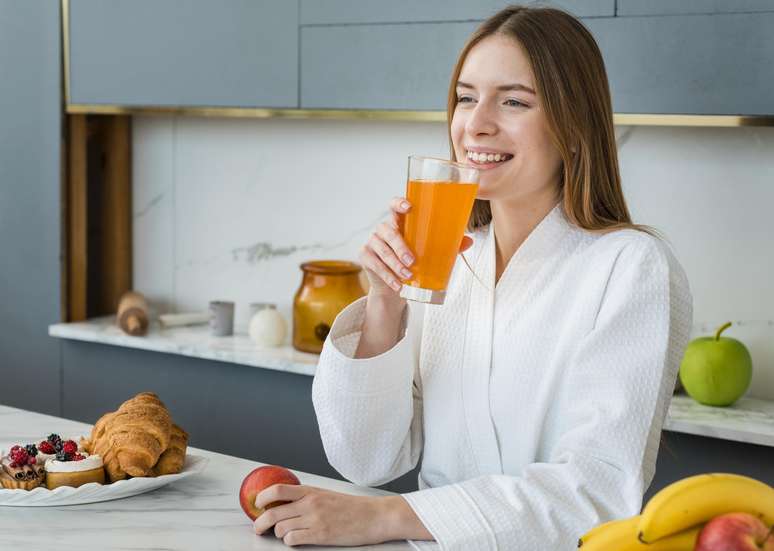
[117,291,149,336]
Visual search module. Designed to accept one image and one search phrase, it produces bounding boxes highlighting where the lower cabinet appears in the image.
[60,340,773,498]
[648,431,774,501]
[59,340,420,492]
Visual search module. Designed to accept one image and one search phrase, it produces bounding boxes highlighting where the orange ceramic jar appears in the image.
[292,260,367,354]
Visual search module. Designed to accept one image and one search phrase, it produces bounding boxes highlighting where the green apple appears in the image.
[679,322,753,407]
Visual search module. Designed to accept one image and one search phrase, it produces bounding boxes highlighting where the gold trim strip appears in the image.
[66,104,449,122]
[62,0,70,105]
[613,113,774,127]
[65,105,774,127]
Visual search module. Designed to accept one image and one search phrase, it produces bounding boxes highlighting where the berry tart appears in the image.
[36,434,61,465]
[44,438,105,490]
[1,444,44,490]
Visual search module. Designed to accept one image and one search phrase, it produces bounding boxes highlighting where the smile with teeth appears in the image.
[466,150,513,164]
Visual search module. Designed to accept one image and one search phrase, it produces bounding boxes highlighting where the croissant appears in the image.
[153,424,189,476]
[82,392,187,482]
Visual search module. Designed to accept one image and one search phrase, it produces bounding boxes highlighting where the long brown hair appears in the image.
[449,5,653,236]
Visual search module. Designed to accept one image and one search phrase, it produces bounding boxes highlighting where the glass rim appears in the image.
[408,155,480,174]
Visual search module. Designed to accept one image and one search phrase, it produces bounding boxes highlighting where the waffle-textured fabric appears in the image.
[312,204,693,550]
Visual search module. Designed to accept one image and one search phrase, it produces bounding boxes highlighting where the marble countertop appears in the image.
[664,394,774,447]
[49,318,774,448]
[0,404,413,551]
[49,316,320,377]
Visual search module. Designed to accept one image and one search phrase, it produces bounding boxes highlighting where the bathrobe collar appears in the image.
[461,202,574,474]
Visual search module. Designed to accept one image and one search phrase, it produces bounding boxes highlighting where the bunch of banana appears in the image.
[578,473,774,550]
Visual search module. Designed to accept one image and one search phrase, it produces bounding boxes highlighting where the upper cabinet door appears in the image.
[588,12,774,115]
[301,0,774,115]
[67,0,298,108]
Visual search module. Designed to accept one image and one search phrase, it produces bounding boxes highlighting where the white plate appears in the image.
[0,454,208,506]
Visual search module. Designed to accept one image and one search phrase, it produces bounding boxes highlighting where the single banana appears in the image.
[578,515,639,548]
[638,473,774,543]
[578,514,700,550]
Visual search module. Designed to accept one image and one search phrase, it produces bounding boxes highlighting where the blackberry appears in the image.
[55,451,69,462]
[25,444,38,457]
[47,433,63,451]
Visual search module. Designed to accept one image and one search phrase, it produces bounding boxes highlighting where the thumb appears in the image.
[459,235,474,253]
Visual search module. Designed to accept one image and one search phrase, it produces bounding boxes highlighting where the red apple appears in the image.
[695,512,774,551]
[239,465,300,521]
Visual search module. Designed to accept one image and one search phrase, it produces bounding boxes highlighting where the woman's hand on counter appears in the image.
[253,484,434,546]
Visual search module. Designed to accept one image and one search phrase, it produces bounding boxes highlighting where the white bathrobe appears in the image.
[312,204,693,550]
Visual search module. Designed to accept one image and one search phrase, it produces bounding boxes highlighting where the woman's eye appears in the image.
[504,98,527,108]
[457,95,475,103]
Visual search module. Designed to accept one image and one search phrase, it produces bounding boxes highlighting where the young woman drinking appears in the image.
[252,6,693,549]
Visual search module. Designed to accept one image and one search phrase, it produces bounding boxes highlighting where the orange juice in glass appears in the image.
[398,156,479,305]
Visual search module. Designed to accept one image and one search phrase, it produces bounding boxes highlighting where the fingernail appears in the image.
[401,201,410,210]
[401,268,412,278]
[402,254,414,265]
[391,281,402,292]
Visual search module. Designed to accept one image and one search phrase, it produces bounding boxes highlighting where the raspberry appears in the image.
[62,440,77,455]
[9,447,28,465]
[72,454,85,461]
[27,456,36,465]
[38,441,55,455]
[9,462,19,469]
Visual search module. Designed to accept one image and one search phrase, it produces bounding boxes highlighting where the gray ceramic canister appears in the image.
[209,300,235,336]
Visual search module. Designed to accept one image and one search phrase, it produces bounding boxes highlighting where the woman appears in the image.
[252,5,693,549]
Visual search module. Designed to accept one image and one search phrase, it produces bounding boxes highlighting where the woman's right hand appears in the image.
[358,197,474,302]
[359,197,416,301]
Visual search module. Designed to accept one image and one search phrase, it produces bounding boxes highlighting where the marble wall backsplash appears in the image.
[133,116,774,399]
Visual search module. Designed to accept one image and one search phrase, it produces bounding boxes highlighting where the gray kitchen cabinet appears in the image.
[302,11,774,114]
[0,0,62,415]
[58,340,774,496]
[587,12,774,115]
[301,22,478,110]
[299,0,614,24]
[68,0,298,108]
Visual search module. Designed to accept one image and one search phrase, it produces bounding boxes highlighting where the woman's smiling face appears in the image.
[451,34,563,203]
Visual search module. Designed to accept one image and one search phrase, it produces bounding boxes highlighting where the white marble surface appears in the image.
[49,316,320,377]
[0,404,413,550]
[664,394,774,448]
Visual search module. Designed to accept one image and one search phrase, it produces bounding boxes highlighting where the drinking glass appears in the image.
[398,156,479,305]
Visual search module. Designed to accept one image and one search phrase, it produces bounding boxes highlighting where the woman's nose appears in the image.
[465,101,498,137]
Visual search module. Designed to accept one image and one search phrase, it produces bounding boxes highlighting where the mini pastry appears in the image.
[1,445,44,490]
[44,439,105,490]
[36,434,61,467]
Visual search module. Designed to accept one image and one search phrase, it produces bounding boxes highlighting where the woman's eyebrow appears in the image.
[456,80,536,95]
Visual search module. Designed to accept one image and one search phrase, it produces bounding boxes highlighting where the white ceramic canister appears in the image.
[248,304,287,347]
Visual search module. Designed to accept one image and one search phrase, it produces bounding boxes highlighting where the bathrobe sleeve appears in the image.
[402,237,693,551]
[311,296,425,486]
